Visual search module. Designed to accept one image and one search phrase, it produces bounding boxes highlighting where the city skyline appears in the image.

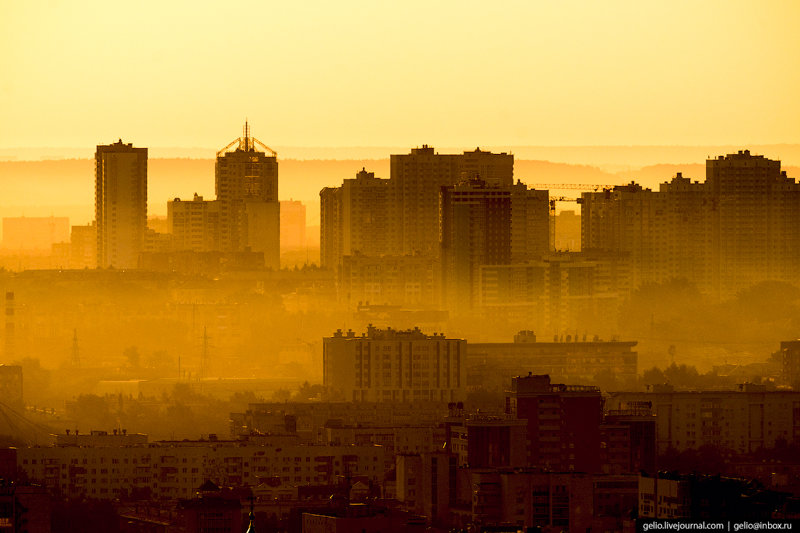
[4,3,800,530]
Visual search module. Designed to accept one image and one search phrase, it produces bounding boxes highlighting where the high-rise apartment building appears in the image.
[319,187,342,270]
[581,182,667,289]
[342,168,397,256]
[438,178,551,312]
[341,168,396,257]
[390,146,513,256]
[319,168,397,271]
[322,326,466,402]
[168,194,220,252]
[95,140,147,269]
[706,150,800,295]
[440,178,512,311]
[505,374,602,472]
[510,182,550,263]
[320,147,515,271]
[215,123,279,269]
[581,151,800,297]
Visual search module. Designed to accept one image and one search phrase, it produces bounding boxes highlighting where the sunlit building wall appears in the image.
[95,140,147,269]
[168,194,220,252]
[581,151,800,297]
[323,326,466,402]
[215,125,279,269]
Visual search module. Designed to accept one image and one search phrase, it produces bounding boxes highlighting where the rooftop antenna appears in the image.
[244,119,251,151]
[71,329,81,368]
[201,326,209,381]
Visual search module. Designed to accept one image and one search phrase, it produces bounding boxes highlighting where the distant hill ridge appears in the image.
[1,157,798,226]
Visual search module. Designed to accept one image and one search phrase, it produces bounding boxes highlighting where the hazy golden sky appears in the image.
[2,0,799,149]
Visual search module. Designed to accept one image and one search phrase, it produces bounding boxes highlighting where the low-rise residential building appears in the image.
[608,384,800,454]
[467,330,638,389]
[323,326,466,402]
[17,434,385,501]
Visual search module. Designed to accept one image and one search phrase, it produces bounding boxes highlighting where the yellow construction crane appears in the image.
[549,196,583,252]
[526,183,618,251]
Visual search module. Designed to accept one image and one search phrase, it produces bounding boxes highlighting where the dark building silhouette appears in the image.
[95,139,147,269]
[0,481,51,533]
[456,415,528,469]
[608,384,800,454]
[178,495,243,533]
[602,403,657,475]
[781,339,800,387]
[505,374,602,472]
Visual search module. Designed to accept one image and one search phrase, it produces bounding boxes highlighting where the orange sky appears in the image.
[2,1,799,149]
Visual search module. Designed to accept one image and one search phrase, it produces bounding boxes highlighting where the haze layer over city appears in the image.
[1,2,800,532]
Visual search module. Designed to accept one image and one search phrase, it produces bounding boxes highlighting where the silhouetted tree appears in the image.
[123,346,140,368]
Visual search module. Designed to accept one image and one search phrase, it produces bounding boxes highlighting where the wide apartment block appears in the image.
[230,401,451,441]
[95,140,147,269]
[581,150,800,297]
[339,253,438,308]
[395,460,641,532]
[467,330,637,390]
[168,194,220,252]
[16,432,385,501]
[607,384,800,454]
[477,250,631,332]
[322,326,466,402]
